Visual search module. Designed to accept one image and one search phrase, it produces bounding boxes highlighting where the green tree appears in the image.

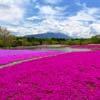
[0,27,16,47]
[91,36,100,44]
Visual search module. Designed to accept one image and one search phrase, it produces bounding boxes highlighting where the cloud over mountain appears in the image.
[0,0,100,38]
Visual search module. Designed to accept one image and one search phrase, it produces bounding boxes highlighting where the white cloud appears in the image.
[90,23,100,35]
[0,0,26,25]
[0,1,100,38]
[27,16,41,21]
[21,7,100,38]
[35,5,64,16]
[0,0,29,6]
[28,5,66,21]
[68,7,100,22]
[12,17,98,38]
[0,5,24,25]
[39,5,57,15]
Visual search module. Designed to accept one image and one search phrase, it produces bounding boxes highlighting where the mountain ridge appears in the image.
[24,32,71,39]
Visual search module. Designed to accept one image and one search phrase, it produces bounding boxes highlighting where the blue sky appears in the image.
[0,0,100,38]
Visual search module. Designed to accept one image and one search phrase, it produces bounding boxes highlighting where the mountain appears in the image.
[95,35,100,38]
[24,32,71,39]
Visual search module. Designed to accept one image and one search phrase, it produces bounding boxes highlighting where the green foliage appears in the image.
[91,36,100,44]
[0,26,100,48]
[0,27,16,47]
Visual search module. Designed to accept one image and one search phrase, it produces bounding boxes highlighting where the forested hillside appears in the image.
[0,27,100,48]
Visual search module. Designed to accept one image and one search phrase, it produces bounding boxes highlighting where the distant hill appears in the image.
[24,32,71,39]
[94,35,100,38]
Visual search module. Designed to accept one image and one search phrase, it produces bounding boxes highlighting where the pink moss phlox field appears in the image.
[0,51,100,99]
[0,49,60,57]
[70,44,100,49]
[0,50,60,65]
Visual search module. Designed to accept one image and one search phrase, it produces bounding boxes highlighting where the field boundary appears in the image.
[0,52,66,68]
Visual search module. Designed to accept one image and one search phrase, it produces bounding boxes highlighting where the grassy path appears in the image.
[0,52,65,68]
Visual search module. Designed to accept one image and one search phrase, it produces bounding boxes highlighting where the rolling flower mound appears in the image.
[0,51,100,99]
[0,50,60,65]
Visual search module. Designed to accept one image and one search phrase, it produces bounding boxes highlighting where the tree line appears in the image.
[0,26,100,48]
